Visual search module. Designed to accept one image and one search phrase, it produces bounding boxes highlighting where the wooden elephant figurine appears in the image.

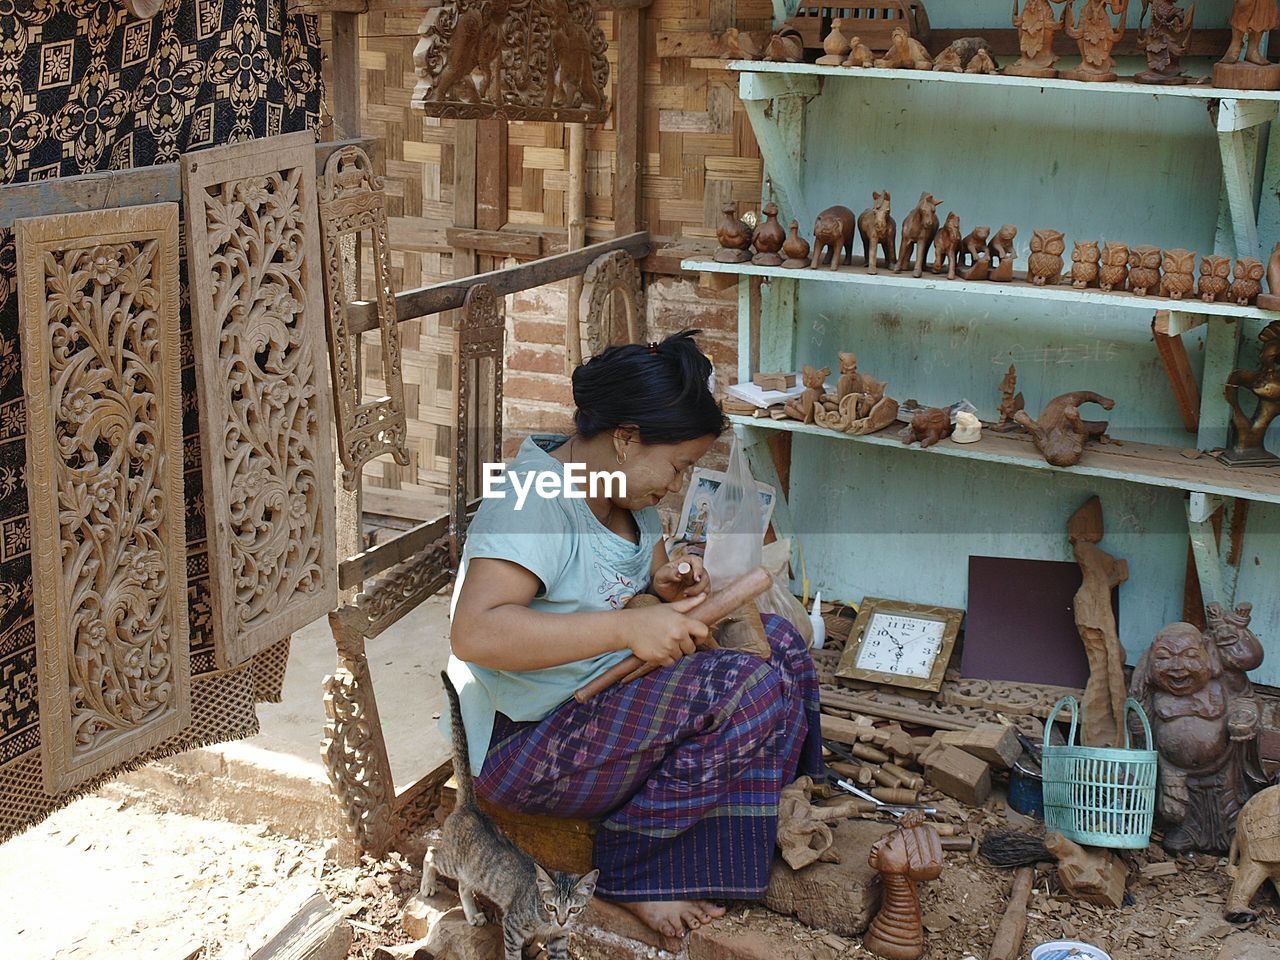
[1226,785,1280,924]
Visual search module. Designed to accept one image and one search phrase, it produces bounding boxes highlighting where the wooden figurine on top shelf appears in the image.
[1199,255,1233,302]
[783,364,830,423]
[1214,0,1280,89]
[1013,390,1115,466]
[1028,228,1066,285]
[845,35,876,68]
[764,27,806,63]
[782,220,811,269]
[1128,244,1162,295]
[875,28,934,69]
[1007,0,1068,77]
[1231,256,1265,305]
[1135,0,1203,85]
[716,203,753,263]
[1099,241,1129,291]
[933,212,963,280]
[811,205,856,271]
[968,48,1001,73]
[1062,0,1131,82]
[1218,320,1280,467]
[1071,240,1101,288]
[721,27,763,60]
[992,364,1025,433]
[818,20,852,65]
[1255,240,1280,310]
[901,406,953,447]
[864,812,944,960]
[959,226,992,280]
[933,37,999,72]
[859,192,898,274]
[987,224,1019,281]
[752,201,786,267]
[896,192,944,279]
[1160,248,1197,299]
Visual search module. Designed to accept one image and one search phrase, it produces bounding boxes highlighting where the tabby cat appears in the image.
[423,672,599,959]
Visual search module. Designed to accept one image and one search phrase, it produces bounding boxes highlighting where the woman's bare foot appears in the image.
[615,899,726,938]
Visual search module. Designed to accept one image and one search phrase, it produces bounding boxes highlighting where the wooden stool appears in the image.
[439,777,599,874]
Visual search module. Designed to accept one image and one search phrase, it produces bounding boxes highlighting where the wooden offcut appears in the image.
[935,723,1022,769]
[921,743,992,806]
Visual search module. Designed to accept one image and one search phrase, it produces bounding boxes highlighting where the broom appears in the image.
[979,829,1050,867]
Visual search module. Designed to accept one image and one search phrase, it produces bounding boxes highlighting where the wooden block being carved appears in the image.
[922,743,992,807]
[318,145,410,491]
[935,723,1022,769]
[16,203,191,793]
[182,132,338,669]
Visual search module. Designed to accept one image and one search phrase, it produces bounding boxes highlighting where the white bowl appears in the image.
[1030,941,1111,960]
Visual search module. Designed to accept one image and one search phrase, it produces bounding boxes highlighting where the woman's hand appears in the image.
[651,555,711,602]
[622,593,710,667]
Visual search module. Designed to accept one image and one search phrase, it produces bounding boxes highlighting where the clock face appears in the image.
[855,612,947,679]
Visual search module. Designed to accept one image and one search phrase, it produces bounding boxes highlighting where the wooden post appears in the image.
[331,13,361,140]
[566,122,587,370]
[614,7,645,235]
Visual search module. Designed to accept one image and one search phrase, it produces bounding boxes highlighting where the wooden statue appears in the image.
[1231,256,1265,305]
[933,212,963,279]
[1131,618,1262,853]
[1226,784,1280,923]
[933,37,997,72]
[777,776,867,869]
[1071,240,1101,289]
[1008,0,1068,77]
[834,351,866,403]
[875,27,934,69]
[896,192,944,279]
[1215,0,1280,89]
[968,48,1001,73]
[1159,248,1197,300]
[1013,390,1114,466]
[1062,0,1131,82]
[1028,228,1066,285]
[721,27,764,60]
[764,27,806,63]
[1135,0,1200,85]
[1099,241,1129,291]
[844,35,876,68]
[992,364,1025,433]
[900,407,953,447]
[1199,254,1233,303]
[1218,320,1280,467]
[783,365,830,423]
[715,203,753,263]
[864,812,944,960]
[815,367,899,435]
[752,201,786,267]
[1255,239,1280,310]
[782,220,811,269]
[987,224,1019,281]
[859,192,898,274]
[1069,496,1129,749]
[1128,244,1162,296]
[959,226,992,280]
[811,205,856,271]
[818,19,852,65]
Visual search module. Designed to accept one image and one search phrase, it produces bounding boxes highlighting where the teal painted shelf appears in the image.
[729,414,1280,505]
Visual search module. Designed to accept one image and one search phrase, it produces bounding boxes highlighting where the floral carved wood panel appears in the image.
[318,145,409,491]
[182,131,337,669]
[578,250,646,362]
[15,203,190,794]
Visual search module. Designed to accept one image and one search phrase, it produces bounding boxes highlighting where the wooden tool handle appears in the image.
[574,566,772,703]
[987,866,1035,960]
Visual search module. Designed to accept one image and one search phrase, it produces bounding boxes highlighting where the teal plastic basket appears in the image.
[1040,695,1157,849]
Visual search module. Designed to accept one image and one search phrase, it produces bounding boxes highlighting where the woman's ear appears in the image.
[612,425,640,460]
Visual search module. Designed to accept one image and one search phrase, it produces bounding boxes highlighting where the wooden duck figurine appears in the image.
[715,203,752,263]
[782,219,811,269]
[752,201,786,267]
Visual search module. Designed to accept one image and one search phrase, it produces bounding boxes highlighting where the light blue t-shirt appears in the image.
[444,434,664,775]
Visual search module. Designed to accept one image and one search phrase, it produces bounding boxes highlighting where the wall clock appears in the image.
[835,597,963,693]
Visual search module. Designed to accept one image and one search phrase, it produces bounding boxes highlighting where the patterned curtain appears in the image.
[0,0,323,839]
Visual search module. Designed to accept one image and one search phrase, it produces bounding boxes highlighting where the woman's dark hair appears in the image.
[572,329,728,443]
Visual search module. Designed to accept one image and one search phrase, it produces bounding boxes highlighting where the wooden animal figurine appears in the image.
[1136,0,1199,84]
[816,359,898,435]
[834,351,865,402]
[901,406,953,448]
[844,35,876,68]
[933,212,962,280]
[1215,0,1280,88]
[1008,0,1067,77]
[959,226,992,280]
[811,205,856,271]
[967,48,1001,73]
[896,192,944,279]
[864,812,944,960]
[721,26,763,60]
[764,27,805,63]
[818,19,852,65]
[987,224,1019,282]
[1226,785,1280,923]
[1013,390,1114,466]
[1062,0,1131,82]
[1027,228,1066,285]
[1071,240,1101,289]
[1099,241,1129,291]
[1159,248,1197,299]
[752,201,786,267]
[783,364,830,423]
[992,364,1025,433]
[932,37,996,72]
[715,203,752,263]
[1255,239,1280,309]
[932,45,965,72]
[859,192,898,274]
[782,219,811,269]
[1128,244,1162,296]
[1199,254,1233,303]
[1219,320,1280,466]
[875,27,933,69]
[1231,256,1265,305]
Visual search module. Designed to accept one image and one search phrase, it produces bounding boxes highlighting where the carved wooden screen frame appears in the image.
[16,203,190,793]
[452,283,505,560]
[182,132,338,669]
[578,249,646,361]
[318,145,410,491]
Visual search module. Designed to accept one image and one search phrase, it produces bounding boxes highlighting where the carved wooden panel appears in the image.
[453,284,505,560]
[16,203,190,793]
[579,250,646,361]
[182,132,337,669]
[319,146,410,492]
[411,0,611,123]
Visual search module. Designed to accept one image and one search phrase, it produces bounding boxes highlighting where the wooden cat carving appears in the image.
[783,365,830,423]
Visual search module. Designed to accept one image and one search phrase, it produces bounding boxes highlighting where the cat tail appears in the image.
[441,670,476,807]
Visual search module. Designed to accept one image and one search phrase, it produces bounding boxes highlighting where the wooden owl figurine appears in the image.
[1071,240,1100,289]
[1128,244,1162,297]
[1159,248,1196,300]
[1028,228,1066,285]
[1099,241,1129,292]
[1198,254,1232,303]
[1231,257,1265,305]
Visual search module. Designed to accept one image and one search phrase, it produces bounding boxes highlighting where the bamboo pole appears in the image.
[565,122,587,371]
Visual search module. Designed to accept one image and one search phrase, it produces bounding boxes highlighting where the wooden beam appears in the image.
[1152,313,1201,433]
[615,6,645,235]
[445,227,541,258]
[331,13,362,140]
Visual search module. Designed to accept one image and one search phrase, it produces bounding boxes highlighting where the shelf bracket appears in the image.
[1186,492,1245,608]
[1216,119,1265,262]
[739,71,818,232]
[1158,309,1211,337]
[1216,98,1277,133]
